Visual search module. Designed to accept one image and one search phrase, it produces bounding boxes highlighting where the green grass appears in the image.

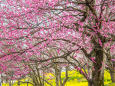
[2,70,113,86]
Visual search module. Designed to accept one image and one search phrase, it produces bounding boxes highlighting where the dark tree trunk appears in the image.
[55,67,59,86]
[91,44,104,86]
[88,80,94,86]
[110,62,115,82]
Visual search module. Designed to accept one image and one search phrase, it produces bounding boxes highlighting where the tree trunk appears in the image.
[17,80,20,86]
[91,44,104,86]
[61,66,69,86]
[59,69,62,86]
[110,62,115,82]
[55,67,59,86]
[88,80,94,86]
[33,78,40,86]
[9,80,12,86]
[30,73,40,86]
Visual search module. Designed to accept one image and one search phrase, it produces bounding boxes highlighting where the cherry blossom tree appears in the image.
[0,0,115,86]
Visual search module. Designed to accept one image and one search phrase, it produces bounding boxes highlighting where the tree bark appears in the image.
[61,66,69,86]
[110,62,115,82]
[55,67,59,86]
[88,80,94,86]
[91,44,104,86]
